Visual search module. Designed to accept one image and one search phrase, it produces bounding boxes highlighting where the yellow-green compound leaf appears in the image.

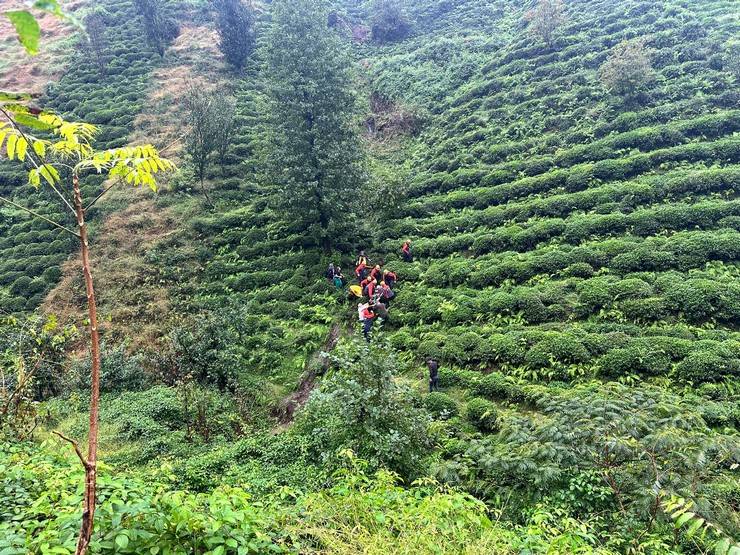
[13,112,54,131]
[33,140,46,157]
[16,137,28,161]
[4,11,41,55]
[6,134,18,159]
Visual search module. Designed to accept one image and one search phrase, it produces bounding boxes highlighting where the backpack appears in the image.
[357,303,369,321]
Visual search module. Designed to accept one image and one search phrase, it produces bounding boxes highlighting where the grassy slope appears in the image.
[0,0,174,314]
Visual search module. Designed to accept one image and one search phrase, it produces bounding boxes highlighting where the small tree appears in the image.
[371,0,412,44]
[213,0,256,70]
[600,38,655,99]
[83,9,109,76]
[525,0,566,48]
[184,85,235,204]
[134,0,179,56]
[0,94,174,555]
[725,40,740,81]
[295,339,431,479]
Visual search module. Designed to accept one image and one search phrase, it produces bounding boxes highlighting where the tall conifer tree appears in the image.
[261,0,365,251]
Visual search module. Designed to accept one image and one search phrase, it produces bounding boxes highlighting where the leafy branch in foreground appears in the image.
[2,0,82,56]
[0,95,174,555]
[662,494,740,555]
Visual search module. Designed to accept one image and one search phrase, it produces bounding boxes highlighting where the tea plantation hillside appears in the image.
[1,0,740,552]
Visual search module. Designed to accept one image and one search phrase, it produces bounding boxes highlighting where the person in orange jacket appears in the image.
[402,240,412,262]
[361,303,376,341]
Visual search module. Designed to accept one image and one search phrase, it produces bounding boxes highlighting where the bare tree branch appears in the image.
[52,430,92,469]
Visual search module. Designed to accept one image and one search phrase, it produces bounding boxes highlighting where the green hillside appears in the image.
[1,0,739,552]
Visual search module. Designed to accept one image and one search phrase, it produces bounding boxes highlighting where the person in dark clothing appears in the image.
[333,268,345,289]
[326,263,336,281]
[402,241,412,262]
[427,358,440,392]
[356,250,368,268]
[361,303,376,342]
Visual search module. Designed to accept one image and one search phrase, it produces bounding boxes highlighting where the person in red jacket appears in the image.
[361,303,376,341]
[383,270,397,288]
[402,240,412,262]
[369,264,383,282]
[365,278,377,300]
[355,261,367,279]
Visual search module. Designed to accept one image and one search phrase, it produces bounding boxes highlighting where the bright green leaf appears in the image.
[6,134,18,159]
[686,517,705,537]
[115,534,129,549]
[4,11,41,55]
[715,538,731,555]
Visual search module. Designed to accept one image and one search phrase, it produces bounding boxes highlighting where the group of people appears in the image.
[325,241,440,391]
[325,242,413,342]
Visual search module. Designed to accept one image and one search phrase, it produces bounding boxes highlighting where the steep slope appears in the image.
[368,0,740,385]
[2,0,739,548]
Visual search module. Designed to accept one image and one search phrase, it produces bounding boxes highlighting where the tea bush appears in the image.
[465,398,499,433]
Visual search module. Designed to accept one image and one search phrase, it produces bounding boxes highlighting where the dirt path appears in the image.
[274,321,344,424]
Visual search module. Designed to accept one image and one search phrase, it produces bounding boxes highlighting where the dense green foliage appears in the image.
[260,0,366,251]
[213,0,256,70]
[2,0,740,551]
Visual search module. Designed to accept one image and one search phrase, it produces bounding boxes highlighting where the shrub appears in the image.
[437,367,479,389]
[214,0,257,70]
[673,351,739,384]
[371,0,412,44]
[525,333,589,368]
[599,346,671,378]
[473,372,509,400]
[466,398,499,433]
[599,38,655,98]
[72,343,150,393]
[424,392,459,420]
[9,276,32,297]
[562,262,594,278]
[295,340,431,479]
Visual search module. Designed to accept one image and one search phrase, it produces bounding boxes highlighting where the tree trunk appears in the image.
[72,173,101,555]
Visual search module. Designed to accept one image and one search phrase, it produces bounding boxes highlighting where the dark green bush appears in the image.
[465,398,499,433]
[673,351,739,384]
[423,392,459,420]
